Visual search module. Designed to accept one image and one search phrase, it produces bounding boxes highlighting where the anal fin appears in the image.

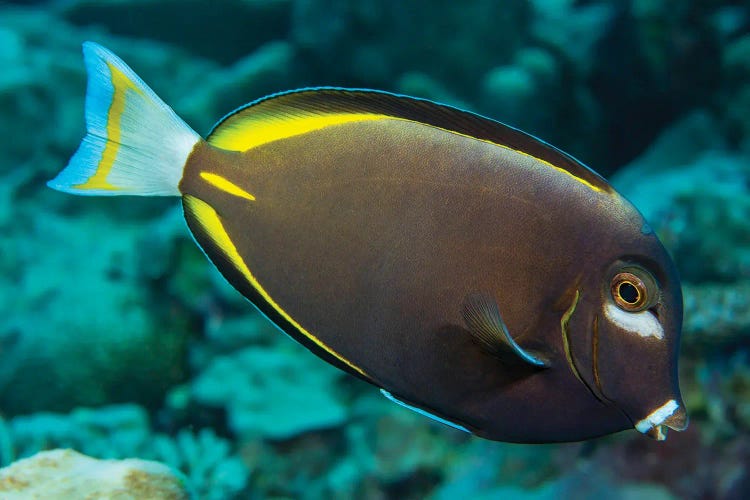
[380,389,470,433]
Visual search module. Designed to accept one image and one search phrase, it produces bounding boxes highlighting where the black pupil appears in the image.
[619,282,640,304]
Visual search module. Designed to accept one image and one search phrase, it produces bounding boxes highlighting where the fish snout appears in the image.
[635,399,688,441]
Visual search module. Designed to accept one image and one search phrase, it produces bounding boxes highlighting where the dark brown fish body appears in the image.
[181,115,670,442]
[50,44,687,443]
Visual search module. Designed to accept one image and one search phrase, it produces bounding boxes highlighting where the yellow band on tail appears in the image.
[48,42,200,197]
[75,62,145,191]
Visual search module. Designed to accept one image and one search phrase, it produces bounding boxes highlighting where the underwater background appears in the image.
[1,0,749,498]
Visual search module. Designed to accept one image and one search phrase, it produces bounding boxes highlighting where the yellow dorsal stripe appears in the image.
[211,108,602,194]
[423,124,604,193]
[209,112,387,152]
[200,172,256,201]
[76,62,144,190]
[507,147,603,193]
[184,195,367,377]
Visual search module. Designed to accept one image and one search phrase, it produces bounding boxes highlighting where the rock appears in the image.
[0,449,193,499]
[1,405,249,500]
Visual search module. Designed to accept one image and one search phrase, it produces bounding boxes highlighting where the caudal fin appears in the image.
[48,42,201,196]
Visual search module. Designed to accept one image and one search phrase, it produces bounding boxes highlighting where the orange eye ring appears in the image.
[611,271,649,311]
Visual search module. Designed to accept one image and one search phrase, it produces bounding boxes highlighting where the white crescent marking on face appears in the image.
[604,303,664,339]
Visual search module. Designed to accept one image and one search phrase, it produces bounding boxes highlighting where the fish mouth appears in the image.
[634,399,689,441]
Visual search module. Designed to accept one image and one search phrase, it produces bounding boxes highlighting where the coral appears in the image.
[0,405,248,500]
[1,1,749,498]
[191,344,349,440]
[681,283,750,352]
[436,466,675,500]
[0,449,193,500]
[236,389,469,498]
[0,211,189,415]
[684,353,750,442]
[0,7,211,416]
[149,429,248,500]
[587,420,750,500]
[0,419,11,470]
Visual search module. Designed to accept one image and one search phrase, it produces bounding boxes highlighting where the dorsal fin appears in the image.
[207,88,611,194]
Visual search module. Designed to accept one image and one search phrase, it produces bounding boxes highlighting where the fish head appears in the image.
[566,225,687,440]
[601,252,687,439]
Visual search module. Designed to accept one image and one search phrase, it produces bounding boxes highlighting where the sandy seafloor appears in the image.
[1,0,749,498]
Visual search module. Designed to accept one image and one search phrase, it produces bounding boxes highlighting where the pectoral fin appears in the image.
[462,293,549,368]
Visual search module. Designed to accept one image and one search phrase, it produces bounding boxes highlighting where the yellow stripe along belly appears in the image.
[183,194,368,378]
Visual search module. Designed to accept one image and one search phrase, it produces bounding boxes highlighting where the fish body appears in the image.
[49,43,688,443]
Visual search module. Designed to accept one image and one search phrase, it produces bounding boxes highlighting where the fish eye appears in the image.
[610,268,656,312]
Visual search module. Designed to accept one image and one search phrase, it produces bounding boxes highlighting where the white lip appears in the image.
[635,399,679,434]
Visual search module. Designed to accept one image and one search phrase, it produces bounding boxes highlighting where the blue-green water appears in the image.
[1,0,749,498]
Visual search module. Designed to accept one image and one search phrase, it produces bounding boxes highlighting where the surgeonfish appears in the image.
[49,42,688,443]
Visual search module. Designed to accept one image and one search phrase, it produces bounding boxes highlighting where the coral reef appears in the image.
[0,212,190,415]
[0,405,248,499]
[1,0,749,498]
[191,343,350,440]
[682,283,750,352]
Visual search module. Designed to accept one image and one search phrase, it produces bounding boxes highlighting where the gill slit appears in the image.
[592,315,603,395]
[561,290,583,383]
[561,290,604,403]
[591,314,623,410]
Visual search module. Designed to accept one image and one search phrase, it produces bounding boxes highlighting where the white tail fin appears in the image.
[48,42,201,196]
